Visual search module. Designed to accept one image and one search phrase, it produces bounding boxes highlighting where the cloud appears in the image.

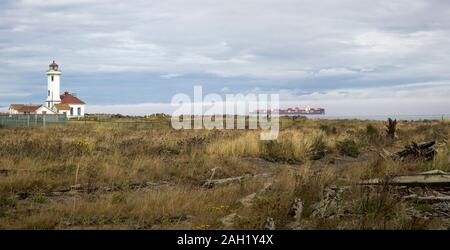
[0,0,449,114]
[87,102,173,116]
[83,79,450,116]
[160,73,181,79]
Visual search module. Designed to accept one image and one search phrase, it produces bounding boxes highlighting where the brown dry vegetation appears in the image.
[0,117,449,229]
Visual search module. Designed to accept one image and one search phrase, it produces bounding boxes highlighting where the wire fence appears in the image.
[68,119,172,129]
[0,113,172,129]
[0,114,67,128]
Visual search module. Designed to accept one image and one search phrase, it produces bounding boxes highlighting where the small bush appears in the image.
[31,194,48,204]
[0,196,16,208]
[337,139,360,158]
[260,141,297,164]
[366,124,378,137]
[111,193,126,205]
[364,124,382,145]
[73,139,93,155]
[319,124,337,135]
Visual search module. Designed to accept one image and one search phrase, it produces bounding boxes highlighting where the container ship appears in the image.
[252,105,325,115]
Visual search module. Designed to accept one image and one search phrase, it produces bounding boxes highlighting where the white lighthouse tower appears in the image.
[46,60,62,108]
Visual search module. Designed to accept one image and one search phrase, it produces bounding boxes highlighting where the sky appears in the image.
[0,0,450,115]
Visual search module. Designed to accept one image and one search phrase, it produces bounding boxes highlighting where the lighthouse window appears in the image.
[51,76,54,81]
[48,90,50,96]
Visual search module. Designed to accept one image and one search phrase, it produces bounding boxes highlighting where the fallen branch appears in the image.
[17,181,172,199]
[203,172,272,188]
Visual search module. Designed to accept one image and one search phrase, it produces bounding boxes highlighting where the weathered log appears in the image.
[16,181,172,200]
[403,194,450,203]
[360,170,450,187]
[388,141,436,161]
[203,173,272,188]
[203,174,250,188]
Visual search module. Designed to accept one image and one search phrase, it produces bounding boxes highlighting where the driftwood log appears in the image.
[360,170,450,187]
[203,172,272,188]
[403,194,450,203]
[391,141,436,161]
[16,181,171,200]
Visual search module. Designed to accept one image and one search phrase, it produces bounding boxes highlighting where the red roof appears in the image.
[55,103,71,110]
[10,104,42,112]
[60,92,85,104]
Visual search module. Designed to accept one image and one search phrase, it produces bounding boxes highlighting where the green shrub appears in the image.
[0,196,17,208]
[364,124,382,145]
[260,141,297,164]
[111,193,126,205]
[337,139,360,158]
[31,194,48,204]
[366,124,378,137]
[319,124,337,135]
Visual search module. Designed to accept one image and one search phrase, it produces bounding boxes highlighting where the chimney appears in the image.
[64,91,69,95]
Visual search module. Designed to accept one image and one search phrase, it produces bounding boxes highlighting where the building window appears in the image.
[48,90,50,97]
[51,76,54,81]
[70,108,73,116]
[77,107,81,116]
[42,111,47,115]
[63,112,67,116]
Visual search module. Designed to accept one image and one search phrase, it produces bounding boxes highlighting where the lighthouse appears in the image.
[9,61,86,117]
[46,60,62,108]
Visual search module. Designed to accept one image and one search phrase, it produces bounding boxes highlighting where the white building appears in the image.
[59,91,86,118]
[46,61,62,109]
[9,104,55,115]
[9,61,86,118]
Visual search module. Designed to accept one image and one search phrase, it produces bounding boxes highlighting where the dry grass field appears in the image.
[0,116,449,229]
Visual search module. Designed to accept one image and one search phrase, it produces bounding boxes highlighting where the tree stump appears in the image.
[386,118,397,139]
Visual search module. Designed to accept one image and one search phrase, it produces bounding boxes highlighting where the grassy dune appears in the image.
[0,117,449,229]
